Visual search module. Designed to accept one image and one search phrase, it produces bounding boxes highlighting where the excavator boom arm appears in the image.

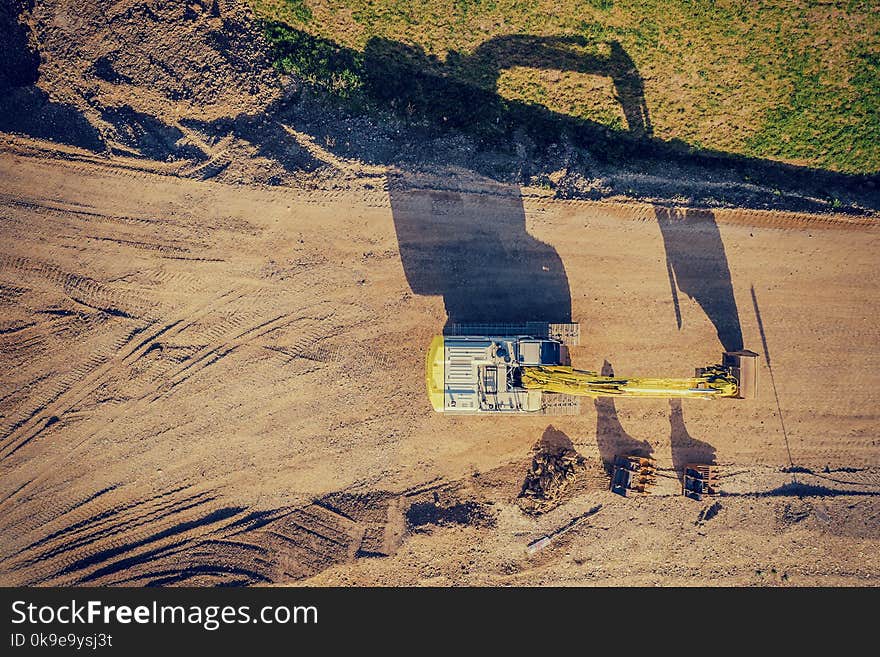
[520,365,739,399]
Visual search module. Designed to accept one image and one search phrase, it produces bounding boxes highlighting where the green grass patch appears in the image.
[253,0,880,173]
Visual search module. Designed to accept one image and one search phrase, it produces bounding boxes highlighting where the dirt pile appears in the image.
[518,427,587,515]
[38,0,277,115]
[1,0,280,161]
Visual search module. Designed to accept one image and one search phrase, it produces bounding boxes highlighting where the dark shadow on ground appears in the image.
[723,483,880,498]
[4,3,878,212]
[362,34,652,141]
[256,25,844,335]
[100,106,203,160]
[0,3,105,152]
[535,425,576,453]
[668,399,716,478]
[656,207,743,352]
[0,87,106,152]
[389,181,571,324]
[1,1,39,88]
[594,361,653,471]
[460,37,652,137]
[262,24,879,213]
[181,114,322,175]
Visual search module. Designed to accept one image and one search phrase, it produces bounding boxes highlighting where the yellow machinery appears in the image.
[426,323,757,414]
[519,364,738,399]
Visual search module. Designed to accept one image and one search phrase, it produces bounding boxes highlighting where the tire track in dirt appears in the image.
[0,201,221,265]
[1,484,220,585]
[0,319,163,459]
[0,136,190,178]
[0,315,158,446]
[2,474,406,585]
[148,312,301,398]
[5,136,878,231]
[117,266,212,298]
[540,198,878,232]
[0,254,156,320]
[0,281,347,510]
[23,490,296,586]
[0,244,283,463]
[1,146,390,209]
[0,192,175,230]
[17,494,219,583]
[45,501,242,586]
[0,283,30,305]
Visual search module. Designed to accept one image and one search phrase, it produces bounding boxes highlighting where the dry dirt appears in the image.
[1,138,878,586]
[0,0,878,587]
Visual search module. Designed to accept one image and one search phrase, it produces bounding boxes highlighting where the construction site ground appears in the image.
[1,138,878,587]
[1,0,878,587]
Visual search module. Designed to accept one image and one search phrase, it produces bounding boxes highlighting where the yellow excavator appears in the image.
[426,322,757,414]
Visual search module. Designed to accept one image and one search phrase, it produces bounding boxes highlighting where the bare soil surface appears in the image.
[0,0,878,586]
[1,143,877,586]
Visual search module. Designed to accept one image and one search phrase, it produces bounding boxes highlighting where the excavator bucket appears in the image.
[611,455,656,497]
[722,350,759,400]
[682,463,720,500]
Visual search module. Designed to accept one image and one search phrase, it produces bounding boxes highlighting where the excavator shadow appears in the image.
[594,361,654,472]
[388,179,572,326]
[669,398,717,479]
[656,207,744,353]
[260,24,878,212]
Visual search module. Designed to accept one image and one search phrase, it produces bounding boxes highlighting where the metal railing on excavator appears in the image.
[520,364,739,399]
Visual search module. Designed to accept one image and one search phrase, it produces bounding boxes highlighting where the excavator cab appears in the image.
[518,339,561,366]
[426,322,579,414]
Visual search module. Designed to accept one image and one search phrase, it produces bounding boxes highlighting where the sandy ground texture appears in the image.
[0,137,878,586]
[1,0,878,586]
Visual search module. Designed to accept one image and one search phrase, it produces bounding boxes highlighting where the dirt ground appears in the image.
[0,0,878,586]
[0,140,877,586]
